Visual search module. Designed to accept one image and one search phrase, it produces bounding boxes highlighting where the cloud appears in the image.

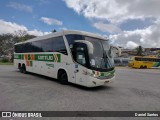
[28,29,50,36]
[0,19,49,36]
[40,17,63,26]
[126,41,138,49]
[93,22,122,33]
[0,19,27,33]
[64,0,160,23]
[64,0,160,48]
[7,2,33,13]
[109,21,160,48]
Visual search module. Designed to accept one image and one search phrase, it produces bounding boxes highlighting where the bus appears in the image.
[14,30,115,87]
[114,58,129,66]
[128,56,160,69]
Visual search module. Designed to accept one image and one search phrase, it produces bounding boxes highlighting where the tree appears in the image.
[0,31,36,62]
[136,46,143,56]
[52,29,57,33]
[0,33,14,56]
[14,30,36,42]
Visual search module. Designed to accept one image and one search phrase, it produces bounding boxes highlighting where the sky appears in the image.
[0,0,160,48]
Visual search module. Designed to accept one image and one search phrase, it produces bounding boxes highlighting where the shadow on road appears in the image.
[16,71,114,92]
[69,83,113,91]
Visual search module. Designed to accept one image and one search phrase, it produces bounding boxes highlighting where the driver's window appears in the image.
[76,52,86,65]
[76,47,86,66]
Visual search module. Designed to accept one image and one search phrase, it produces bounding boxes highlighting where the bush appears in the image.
[1,58,9,63]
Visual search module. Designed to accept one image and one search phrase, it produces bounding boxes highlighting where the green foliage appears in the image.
[52,29,57,33]
[14,30,36,42]
[0,33,13,56]
[136,46,143,56]
[0,62,13,65]
[0,58,9,63]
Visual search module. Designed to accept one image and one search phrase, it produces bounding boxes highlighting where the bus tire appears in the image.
[18,63,23,73]
[143,66,147,69]
[22,64,27,74]
[58,70,68,85]
[140,65,143,69]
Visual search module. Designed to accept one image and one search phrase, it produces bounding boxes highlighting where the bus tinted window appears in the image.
[53,36,67,55]
[15,36,67,54]
[15,45,18,53]
[32,41,43,52]
[41,38,53,52]
[15,44,22,53]
[135,57,141,61]
[135,57,160,62]
[65,34,84,45]
[25,42,33,53]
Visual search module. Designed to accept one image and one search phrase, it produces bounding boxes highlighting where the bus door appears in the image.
[73,42,88,86]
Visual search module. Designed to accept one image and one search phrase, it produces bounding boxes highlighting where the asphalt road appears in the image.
[0,65,160,120]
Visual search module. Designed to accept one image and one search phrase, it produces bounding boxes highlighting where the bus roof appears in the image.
[15,30,108,45]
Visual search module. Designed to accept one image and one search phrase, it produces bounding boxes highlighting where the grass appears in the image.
[0,62,13,65]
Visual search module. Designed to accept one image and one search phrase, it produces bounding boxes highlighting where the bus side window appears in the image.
[53,36,68,55]
[15,44,22,53]
[32,41,43,52]
[41,38,53,52]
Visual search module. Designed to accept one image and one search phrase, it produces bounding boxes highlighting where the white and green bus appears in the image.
[14,30,115,87]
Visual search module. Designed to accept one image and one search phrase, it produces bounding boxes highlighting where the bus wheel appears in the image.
[22,64,27,74]
[140,65,143,69]
[58,70,68,85]
[18,64,23,73]
[20,67,23,73]
[143,66,147,69]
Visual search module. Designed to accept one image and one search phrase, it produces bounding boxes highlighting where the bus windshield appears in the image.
[66,34,114,70]
[85,37,114,70]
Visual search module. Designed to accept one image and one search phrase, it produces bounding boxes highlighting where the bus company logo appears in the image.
[2,112,11,117]
[53,54,58,62]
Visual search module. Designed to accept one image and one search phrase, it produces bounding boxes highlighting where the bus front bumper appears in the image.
[86,75,115,87]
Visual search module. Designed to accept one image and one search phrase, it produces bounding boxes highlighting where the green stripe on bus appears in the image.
[14,54,61,62]
[30,61,33,66]
[92,69,115,77]
[57,54,61,62]
[153,62,158,67]
[108,69,115,75]
[153,63,157,67]
[157,62,160,67]
[101,72,105,76]
[34,54,61,62]
[28,54,31,60]
[21,54,24,60]
[100,70,115,77]
[14,54,22,59]
[154,62,160,67]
